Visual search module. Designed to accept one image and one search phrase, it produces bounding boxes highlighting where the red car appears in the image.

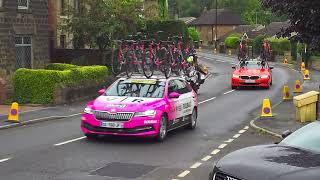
[231,60,273,89]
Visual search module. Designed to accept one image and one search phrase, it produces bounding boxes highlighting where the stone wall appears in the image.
[0,0,49,103]
[195,25,235,45]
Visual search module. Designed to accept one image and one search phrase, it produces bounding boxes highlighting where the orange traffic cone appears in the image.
[283,57,288,64]
[301,62,306,72]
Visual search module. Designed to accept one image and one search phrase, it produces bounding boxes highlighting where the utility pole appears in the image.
[215,0,218,49]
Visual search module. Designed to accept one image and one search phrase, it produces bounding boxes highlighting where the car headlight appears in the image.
[232,74,240,78]
[84,108,93,114]
[135,110,156,117]
[261,75,269,79]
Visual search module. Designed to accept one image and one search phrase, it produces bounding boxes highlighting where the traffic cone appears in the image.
[294,80,302,93]
[283,57,288,64]
[283,85,291,100]
[7,102,19,123]
[261,99,273,117]
[304,69,310,80]
[301,62,306,72]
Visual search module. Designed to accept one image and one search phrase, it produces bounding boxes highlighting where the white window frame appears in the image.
[18,0,29,10]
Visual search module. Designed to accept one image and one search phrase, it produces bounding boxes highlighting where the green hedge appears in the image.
[145,20,189,41]
[224,37,240,49]
[252,35,267,55]
[13,65,108,104]
[188,27,200,42]
[46,63,80,71]
[266,37,291,56]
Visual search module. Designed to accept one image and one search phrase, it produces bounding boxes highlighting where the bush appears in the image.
[228,33,242,38]
[188,27,200,42]
[46,63,79,71]
[224,37,240,49]
[267,37,291,56]
[13,65,108,104]
[252,35,267,55]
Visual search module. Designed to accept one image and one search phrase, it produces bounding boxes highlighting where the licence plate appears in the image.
[100,121,123,128]
[245,80,256,83]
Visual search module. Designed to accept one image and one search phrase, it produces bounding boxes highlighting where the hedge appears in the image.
[266,37,291,56]
[224,36,240,49]
[46,63,80,71]
[13,65,108,104]
[252,35,267,55]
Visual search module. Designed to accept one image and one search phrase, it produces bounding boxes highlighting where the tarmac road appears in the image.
[0,52,301,180]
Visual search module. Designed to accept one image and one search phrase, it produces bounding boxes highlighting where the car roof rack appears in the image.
[116,72,182,80]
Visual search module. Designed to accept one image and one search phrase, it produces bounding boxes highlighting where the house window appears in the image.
[60,0,65,15]
[60,35,66,48]
[15,36,32,69]
[18,0,29,9]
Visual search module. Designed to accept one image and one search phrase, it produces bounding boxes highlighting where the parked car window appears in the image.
[280,122,320,153]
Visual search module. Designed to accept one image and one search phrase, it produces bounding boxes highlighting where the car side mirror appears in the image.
[281,130,292,139]
[169,92,180,99]
[232,66,236,69]
[270,67,274,70]
[98,89,106,95]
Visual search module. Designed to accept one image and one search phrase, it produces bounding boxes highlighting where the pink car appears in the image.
[81,76,198,141]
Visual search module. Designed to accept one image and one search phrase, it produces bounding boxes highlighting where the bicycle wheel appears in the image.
[142,50,155,78]
[171,52,181,76]
[124,52,134,78]
[161,48,172,79]
[111,48,123,75]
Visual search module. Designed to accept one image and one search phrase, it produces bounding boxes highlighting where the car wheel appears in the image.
[187,108,197,129]
[231,86,237,90]
[156,115,168,142]
[85,133,98,139]
[270,78,273,86]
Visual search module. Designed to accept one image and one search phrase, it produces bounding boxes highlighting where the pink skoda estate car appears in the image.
[81,76,198,141]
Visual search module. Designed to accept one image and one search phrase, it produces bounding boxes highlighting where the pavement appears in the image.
[0,50,304,180]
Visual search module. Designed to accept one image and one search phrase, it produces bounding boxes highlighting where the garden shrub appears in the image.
[224,36,240,49]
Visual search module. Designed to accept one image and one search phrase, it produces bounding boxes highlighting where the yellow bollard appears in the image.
[304,69,311,80]
[294,80,302,93]
[283,85,291,100]
[7,102,19,123]
[301,62,306,72]
[283,57,288,64]
[261,99,273,117]
[228,49,232,56]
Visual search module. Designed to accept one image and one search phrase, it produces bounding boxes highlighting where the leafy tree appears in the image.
[158,0,169,20]
[188,27,200,41]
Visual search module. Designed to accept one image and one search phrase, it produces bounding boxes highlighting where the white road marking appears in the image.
[199,97,216,105]
[238,129,247,134]
[224,139,234,143]
[54,136,86,146]
[0,158,11,163]
[178,170,190,178]
[201,155,212,161]
[244,126,249,130]
[233,134,241,138]
[211,149,220,155]
[218,143,228,149]
[190,162,202,169]
[216,60,225,62]
[223,90,235,95]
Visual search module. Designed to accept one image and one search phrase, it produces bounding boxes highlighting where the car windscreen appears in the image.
[105,79,165,98]
[239,61,263,69]
[280,122,320,153]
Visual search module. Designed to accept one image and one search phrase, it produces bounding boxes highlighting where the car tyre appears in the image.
[231,86,237,90]
[187,108,197,129]
[156,115,168,142]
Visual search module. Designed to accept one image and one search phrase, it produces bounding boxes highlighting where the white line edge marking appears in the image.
[244,126,249,130]
[178,170,190,178]
[224,139,234,143]
[0,158,11,163]
[223,90,235,95]
[211,149,220,155]
[233,134,241,138]
[190,162,202,169]
[54,136,86,146]
[199,97,216,105]
[218,143,228,149]
[201,155,212,161]
[238,129,247,134]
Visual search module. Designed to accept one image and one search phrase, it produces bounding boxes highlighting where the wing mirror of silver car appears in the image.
[281,130,292,139]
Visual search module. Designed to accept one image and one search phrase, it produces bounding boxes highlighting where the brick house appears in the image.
[189,9,244,45]
[0,0,49,103]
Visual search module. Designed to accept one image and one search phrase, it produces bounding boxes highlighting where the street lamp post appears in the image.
[215,0,218,49]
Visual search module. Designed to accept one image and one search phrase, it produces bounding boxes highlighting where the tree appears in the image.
[158,0,169,20]
[262,0,320,52]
